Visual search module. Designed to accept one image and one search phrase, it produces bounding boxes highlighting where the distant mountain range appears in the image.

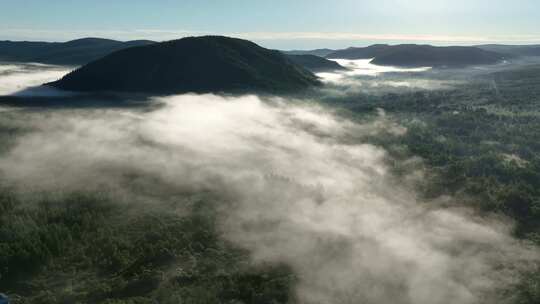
[287,44,540,68]
[3,37,540,71]
[370,45,505,67]
[0,37,345,72]
[326,44,505,67]
[4,35,540,96]
[476,44,540,57]
[286,54,347,72]
[326,44,392,60]
[48,36,320,94]
[282,48,336,57]
[0,38,155,65]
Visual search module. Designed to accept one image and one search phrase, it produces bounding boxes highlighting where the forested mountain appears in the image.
[327,44,505,67]
[286,54,347,72]
[0,38,156,65]
[370,45,504,67]
[477,44,540,57]
[282,48,336,57]
[326,44,393,59]
[48,36,320,94]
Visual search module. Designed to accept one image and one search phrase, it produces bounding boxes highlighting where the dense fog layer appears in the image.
[0,63,537,303]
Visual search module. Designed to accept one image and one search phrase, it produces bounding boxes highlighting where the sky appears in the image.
[1,0,539,49]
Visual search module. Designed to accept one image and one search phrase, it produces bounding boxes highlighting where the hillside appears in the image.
[371,45,504,67]
[0,38,155,65]
[477,44,540,57]
[48,36,320,94]
[326,44,392,59]
[286,54,347,72]
[282,48,335,57]
[327,44,505,67]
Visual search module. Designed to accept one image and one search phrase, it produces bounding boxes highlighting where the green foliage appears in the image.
[0,190,296,303]
[321,65,540,239]
[318,65,540,303]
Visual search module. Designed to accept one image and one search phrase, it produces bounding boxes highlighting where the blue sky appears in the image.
[1,0,539,49]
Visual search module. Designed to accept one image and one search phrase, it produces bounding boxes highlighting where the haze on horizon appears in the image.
[1,0,540,49]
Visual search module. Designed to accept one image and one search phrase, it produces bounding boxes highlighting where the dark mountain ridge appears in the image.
[0,38,156,65]
[286,54,347,72]
[282,48,336,57]
[326,44,505,67]
[370,45,505,67]
[326,44,392,59]
[0,37,340,72]
[476,44,540,57]
[48,36,320,94]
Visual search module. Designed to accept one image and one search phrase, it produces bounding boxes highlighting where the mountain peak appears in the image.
[49,36,320,94]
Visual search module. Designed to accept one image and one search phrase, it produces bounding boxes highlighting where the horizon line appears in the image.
[2,29,540,49]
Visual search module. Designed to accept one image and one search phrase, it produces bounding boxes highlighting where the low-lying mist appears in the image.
[0,63,72,96]
[317,59,463,96]
[317,57,540,97]
[0,91,537,303]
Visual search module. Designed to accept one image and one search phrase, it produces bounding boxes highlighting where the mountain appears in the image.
[282,48,336,57]
[477,44,540,57]
[327,44,504,67]
[48,36,321,94]
[0,38,156,65]
[370,45,504,67]
[286,54,347,72]
[326,44,393,59]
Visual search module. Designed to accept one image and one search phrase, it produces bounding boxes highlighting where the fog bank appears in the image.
[0,94,536,304]
[0,63,71,96]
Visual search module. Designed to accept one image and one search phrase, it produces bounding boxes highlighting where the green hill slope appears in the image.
[49,36,321,94]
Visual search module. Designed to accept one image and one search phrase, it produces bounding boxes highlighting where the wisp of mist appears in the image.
[317,59,460,96]
[0,63,72,96]
[0,63,537,304]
